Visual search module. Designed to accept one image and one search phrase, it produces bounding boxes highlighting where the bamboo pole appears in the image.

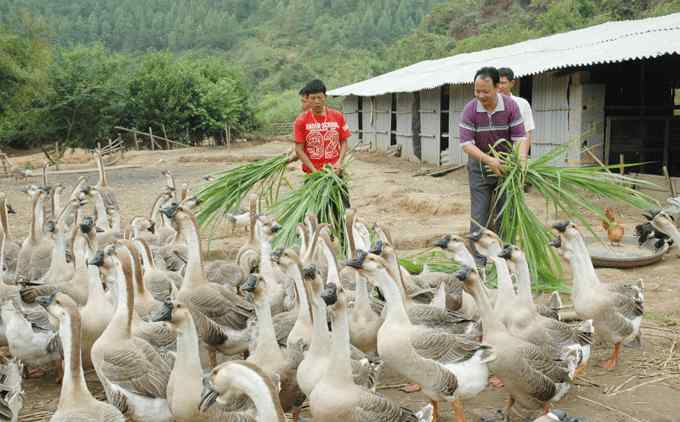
[663,165,676,197]
[114,126,190,148]
[149,127,155,151]
[162,124,170,150]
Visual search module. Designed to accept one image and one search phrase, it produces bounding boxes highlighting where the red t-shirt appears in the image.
[294,107,351,173]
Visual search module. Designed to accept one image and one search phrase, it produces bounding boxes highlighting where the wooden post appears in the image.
[663,165,676,197]
[149,127,155,151]
[133,130,139,150]
[619,153,625,175]
[225,122,231,150]
[162,124,170,150]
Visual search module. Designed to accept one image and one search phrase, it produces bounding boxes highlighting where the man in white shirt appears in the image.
[498,67,535,153]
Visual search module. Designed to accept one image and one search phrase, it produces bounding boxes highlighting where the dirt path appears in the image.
[4,141,680,421]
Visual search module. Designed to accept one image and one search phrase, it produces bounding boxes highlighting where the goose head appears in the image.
[467,229,502,257]
[271,248,301,271]
[38,292,77,323]
[240,274,268,304]
[454,265,482,295]
[152,298,191,328]
[434,233,468,254]
[256,215,281,242]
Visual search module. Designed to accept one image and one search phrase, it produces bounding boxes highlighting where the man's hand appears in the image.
[332,162,343,176]
[485,157,505,177]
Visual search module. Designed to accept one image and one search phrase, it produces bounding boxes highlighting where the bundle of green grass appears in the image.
[491,141,657,290]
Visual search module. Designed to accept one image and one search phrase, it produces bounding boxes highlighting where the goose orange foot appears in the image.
[453,399,467,422]
[489,376,504,388]
[598,342,621,370]
[402,383,422,393]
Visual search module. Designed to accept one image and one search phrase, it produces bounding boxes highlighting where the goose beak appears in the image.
[302,265,318,280]
[549,237,562,248]
[152,300,174,322]
[321,282,338,306]
[160,203,180,219]
[467,231,482,241]
[454,266,474,281]
[552,221,570,233]
[240,274,258,293]
[87,250,105,267]
[271,223,282,234]
[642,209,659,221]
[345,250,367,269]
[5,204,16,214]
[148,221,156,234]
[369,240,384,255]
[36,294,56,308]
[433,237,449,249]
[46,221,56,233]
[80,222,94,234]
[498,245,514,259]
[199,376,219,412]
[95,226,105,233]
[270,248,283,264]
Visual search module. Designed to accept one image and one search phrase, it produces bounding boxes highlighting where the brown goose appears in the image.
[38,293,125,422]
[161,203,254,366]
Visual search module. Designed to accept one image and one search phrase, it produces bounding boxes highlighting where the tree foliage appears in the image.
[1,0,680,147]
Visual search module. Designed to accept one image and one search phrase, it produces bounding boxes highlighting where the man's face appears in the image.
[308,92,326,114]
[474,77,497,108]
[300,95,310,111]
[498,76,514,96]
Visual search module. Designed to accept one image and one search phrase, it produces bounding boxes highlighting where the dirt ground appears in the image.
[4,140,680,421]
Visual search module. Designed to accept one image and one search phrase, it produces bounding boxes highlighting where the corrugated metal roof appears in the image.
[329,13,680,97]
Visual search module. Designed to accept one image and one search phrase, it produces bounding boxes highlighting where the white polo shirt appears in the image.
[511,95,535,132]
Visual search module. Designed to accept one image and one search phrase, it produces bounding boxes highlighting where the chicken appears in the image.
[602,207,624,246]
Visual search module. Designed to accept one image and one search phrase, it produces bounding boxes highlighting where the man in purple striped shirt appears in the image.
[460,67,528,242]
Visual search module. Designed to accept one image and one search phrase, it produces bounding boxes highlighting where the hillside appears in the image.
[1,0,680,148]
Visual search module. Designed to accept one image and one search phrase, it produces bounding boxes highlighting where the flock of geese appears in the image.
[1,156,679,422]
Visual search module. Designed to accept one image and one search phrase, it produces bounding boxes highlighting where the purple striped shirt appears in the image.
[459,94,526,153]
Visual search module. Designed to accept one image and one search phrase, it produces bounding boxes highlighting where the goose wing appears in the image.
[410,328,487,363]
[352,389,419,422]
[99,338,171,398]
[187,285,253,329]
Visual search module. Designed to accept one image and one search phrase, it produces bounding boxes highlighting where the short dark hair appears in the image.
[474,67,500,86]
[298,86,308,96]
[304,79,327,95]
[498,67,515,81]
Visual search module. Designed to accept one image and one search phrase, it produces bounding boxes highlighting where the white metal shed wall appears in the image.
[361,97,377,150]
[374,95,392,152]
[531,72,570,164]
[342,96,360,148]
[419,88,441,165]
[449,84,471,166]
[396,92,415,159]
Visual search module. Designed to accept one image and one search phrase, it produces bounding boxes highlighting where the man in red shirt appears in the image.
[294,79,351,174]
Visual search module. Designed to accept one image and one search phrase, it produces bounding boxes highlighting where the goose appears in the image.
[240,274,305,420]
[133,239,181,302]
[345,210,382,354]
[455,266,573,421]
[152,299,241,421]
[347,252,494,422]
[95,150,119,210]
[373,243,477,336]
[16,187,52,281]
[0,357,23,422]
[200,361,285,422]
[270,248,313,350]
[236,195,260,276]
[126,244,164,320]
[90,243,173,422]
[37,293,125,422]
[309,281,433,422]
[79,249,115,369]
[93,244,177,351]
[161,203,254,366]
[148,190,176,247]
[20,214,92,306]
[0,194,20,278]
[253,216,286,314]
[128,216,159,247]
[550,221,644,369]
[500,244,592,375]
